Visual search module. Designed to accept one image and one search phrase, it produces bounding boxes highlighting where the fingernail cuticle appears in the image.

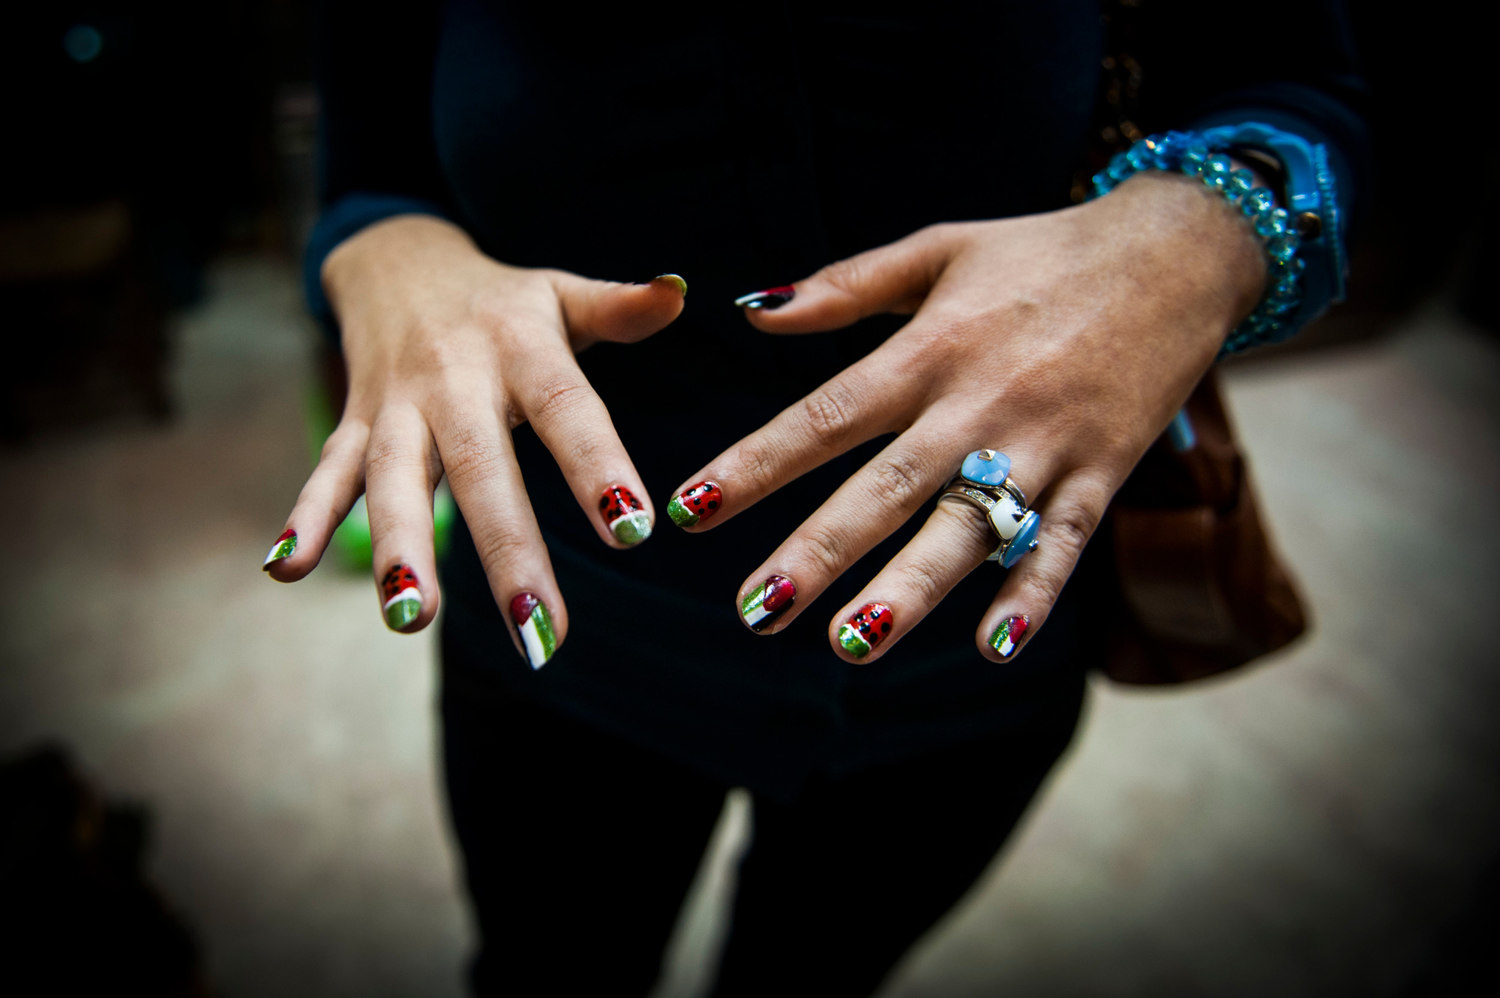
[741,575,795,633]
[381,564,423,630]
[510,592,557,669]
[733,286,795,310]
[838,602,893,658]
[989,614,1030,659]
[262,528,297,570]
[599,485,652,546]
[668,481,722,528]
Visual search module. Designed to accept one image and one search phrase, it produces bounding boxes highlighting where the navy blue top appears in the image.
[308,1,1367,797]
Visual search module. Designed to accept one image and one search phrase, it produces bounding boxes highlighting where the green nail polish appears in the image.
[511,592,557,669]
[838,624,871,658]
[380,564,423,631]
[653,273,688,295]
[988,615,1030,658]
[262,529,297,570]
[600,485,652,547]
[667,495,695,528]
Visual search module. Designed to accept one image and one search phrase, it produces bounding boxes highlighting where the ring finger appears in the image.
[823,446,1053,661]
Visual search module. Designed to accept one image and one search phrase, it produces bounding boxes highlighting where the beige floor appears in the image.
[2,254,1496,996]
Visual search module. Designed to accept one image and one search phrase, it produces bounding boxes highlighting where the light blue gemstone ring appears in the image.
[940,449,1040,568]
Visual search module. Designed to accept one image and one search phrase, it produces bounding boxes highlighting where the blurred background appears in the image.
[1,3,1495,996]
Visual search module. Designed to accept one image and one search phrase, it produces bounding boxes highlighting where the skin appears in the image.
[267,171,1263,664]
[264,214,686,651]
[676,171,1265,663]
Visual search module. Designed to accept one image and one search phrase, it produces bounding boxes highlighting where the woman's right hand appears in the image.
[260,215,685,667]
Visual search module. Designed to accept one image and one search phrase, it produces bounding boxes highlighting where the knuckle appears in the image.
[1046,502,1100,557]
[816,256,870,297]
[1018,570,1068,614]
[527,375,597,426]
[896,556,952,608]
[870,452,929,510]
[363,431,423,479]
[797,522,849,579]
[801,383,861,445]
[734,437,782,488]
[468,520,531,576]
[439,424,501,483]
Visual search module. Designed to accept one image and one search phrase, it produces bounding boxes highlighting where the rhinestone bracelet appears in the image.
[1090,129,1314,356]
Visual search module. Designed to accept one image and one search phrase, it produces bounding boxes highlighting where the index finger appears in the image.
[665,347,917,533]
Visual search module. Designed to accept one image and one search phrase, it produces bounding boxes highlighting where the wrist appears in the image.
[1092,170,1267,351]
[322,215,478,323]
[1091,126,1342,355]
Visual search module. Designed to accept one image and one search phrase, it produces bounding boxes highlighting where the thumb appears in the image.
[734,224,959,334]
[549,271,688,348]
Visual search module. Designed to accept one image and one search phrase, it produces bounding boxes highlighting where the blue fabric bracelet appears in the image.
[1090,124,1347,356]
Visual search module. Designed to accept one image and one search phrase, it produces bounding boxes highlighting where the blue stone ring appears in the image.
[938,449,1041,568]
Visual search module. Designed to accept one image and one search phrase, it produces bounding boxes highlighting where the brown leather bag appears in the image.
[1103,371,1308,684]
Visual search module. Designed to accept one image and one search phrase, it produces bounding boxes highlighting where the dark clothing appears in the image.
[309,3,1366,797]
[310,2,1367,991]
[442,625,1083,996]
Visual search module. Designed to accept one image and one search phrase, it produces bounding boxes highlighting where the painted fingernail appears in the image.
[262,528,297,570]
[510,592,557,669]
[651,273,688,295]
[988,615,1030,659]
[733,286,795,310]
[668,481,723,529]
[838,602,893,659]
[599,485,652,546]
[740,575,795,633]
[381,564,423,631]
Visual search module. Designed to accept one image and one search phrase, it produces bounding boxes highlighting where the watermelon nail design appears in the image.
[733,285,795,310]
[510,592,557,669]
[668,481,723,529]
[838,602,893,659]
[380,564,423,631]
[740,575,795,633]
[599,485,652,546]
[988,615,1029,659]
[262,528,297,570]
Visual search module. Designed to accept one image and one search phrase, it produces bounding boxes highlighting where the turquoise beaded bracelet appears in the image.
[1090,128,1335,356]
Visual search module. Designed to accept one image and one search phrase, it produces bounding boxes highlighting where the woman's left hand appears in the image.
[668,171,1267,662]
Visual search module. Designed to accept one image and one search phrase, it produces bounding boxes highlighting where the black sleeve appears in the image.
[1134,0,1370,234]
[304,1,454,338]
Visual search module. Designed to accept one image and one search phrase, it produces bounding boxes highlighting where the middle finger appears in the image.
[733,421,959,636]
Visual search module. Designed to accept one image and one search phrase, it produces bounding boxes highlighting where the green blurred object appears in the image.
[304,382,454,572]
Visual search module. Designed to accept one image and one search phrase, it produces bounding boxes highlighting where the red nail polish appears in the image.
[599,485,651,546]
[838,602,893,658]
[668,481,722,528]
[262,528,297,569]
[381,564,422,630]
[988,615,1029,659]
[741,575,795,632]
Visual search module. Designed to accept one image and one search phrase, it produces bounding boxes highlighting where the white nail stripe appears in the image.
[743,601,772,627]
[519,615,548,670]
[383,588,421,612]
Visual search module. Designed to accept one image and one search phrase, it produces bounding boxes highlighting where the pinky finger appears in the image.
[976,476,1109,662]
[262,420,370,582]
